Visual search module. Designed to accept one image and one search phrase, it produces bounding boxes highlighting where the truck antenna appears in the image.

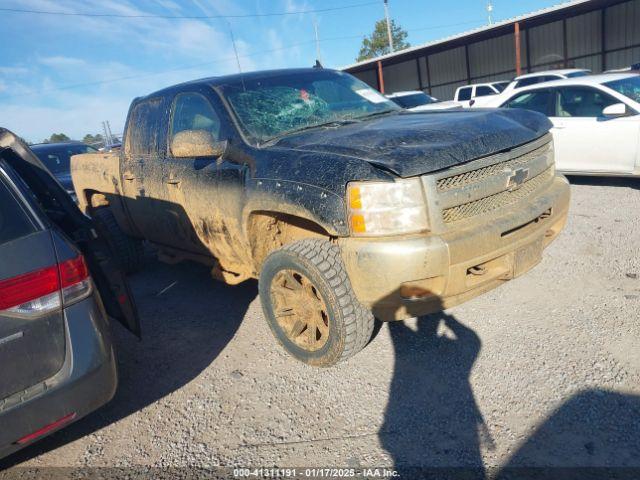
[228,22,246,92]
[313,16,322,66]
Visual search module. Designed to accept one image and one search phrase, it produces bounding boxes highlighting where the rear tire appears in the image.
[92,207,144,274]
[259,239,374,367]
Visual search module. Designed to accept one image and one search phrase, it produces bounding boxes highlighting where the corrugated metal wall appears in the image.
[349,0,640,100]
[605,0,640,67]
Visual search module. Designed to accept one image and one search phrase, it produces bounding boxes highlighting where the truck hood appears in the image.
[274,109,551,178]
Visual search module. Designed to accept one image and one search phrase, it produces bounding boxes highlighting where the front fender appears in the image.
[242,178,349,237]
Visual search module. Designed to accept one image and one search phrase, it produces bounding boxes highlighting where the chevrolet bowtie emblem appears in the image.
[506,168,529,191]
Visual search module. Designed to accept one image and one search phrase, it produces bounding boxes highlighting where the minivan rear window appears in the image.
[0,174,36,245]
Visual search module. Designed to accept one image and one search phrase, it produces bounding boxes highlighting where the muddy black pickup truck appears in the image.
[71,68,570,366]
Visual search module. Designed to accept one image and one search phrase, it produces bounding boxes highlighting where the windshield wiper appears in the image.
[261,119,359,146]
[355,109,399,121]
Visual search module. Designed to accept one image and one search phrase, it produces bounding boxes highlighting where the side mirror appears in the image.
[602,103,628,118]
[171,130,226,158]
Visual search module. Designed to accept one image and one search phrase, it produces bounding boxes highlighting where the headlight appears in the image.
[347,178,429,236]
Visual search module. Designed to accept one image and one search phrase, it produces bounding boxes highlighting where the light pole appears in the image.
[383,0,394,53]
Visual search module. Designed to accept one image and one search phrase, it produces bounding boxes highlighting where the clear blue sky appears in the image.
[0,0,564,142]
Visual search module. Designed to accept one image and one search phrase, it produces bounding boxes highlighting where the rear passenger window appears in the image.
[515,77,537,89]
[170,93,221,141]
[457,87,473,101]
[125,97,164,156]
[475,86,495,97]
[0,175,36,245]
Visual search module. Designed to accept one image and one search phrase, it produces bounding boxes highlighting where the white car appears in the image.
[471,69,592,108]
[482,73,640,176]
[385,91,462,111]
[502,69,591,95]
[453,82,509,107]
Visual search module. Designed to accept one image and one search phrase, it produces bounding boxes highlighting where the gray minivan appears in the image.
[0,128,140,459]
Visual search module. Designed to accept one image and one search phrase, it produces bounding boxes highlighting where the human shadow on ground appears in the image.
[376,292,491,479]
[1,257,257,469]
[496,389,640,480]
[375,292,640,480]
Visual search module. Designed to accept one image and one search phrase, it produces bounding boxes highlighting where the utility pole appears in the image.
[313,17,322,65]
[383,0,394,53]
[486,0,494,25]
[106,121,114,144]
[101,121,109,148]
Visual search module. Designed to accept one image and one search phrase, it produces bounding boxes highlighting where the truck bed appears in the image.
[71,151,120,214]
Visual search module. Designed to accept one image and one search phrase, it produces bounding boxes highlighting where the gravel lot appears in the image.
[2,177,639,476]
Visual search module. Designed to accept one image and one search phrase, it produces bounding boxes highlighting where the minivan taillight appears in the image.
[59,255,92,305]
[0,255,92,317]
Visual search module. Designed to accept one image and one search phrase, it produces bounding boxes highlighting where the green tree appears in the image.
[357,19,410,62]
[47,133,71,143]
[82,133,104,145]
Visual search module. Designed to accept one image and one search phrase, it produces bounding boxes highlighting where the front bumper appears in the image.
[0,294,117,460]
[339,175,570,321]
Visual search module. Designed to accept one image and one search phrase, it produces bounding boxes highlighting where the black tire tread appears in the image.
[279,239,374,364]
[92,207,143,274]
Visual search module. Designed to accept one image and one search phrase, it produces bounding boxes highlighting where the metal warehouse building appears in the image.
[343,0,640,100]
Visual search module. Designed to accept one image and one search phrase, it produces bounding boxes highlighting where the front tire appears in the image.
[92,207,144,274]
[259,239,374,367]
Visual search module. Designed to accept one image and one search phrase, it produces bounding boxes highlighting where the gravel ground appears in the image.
[2,177,639,476]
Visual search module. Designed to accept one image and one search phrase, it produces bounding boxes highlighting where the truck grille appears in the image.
[422,135,555,231]
[441,167,554,223]
[436,143,550,192]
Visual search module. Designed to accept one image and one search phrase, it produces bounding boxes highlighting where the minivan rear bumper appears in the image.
[0,293,117,460]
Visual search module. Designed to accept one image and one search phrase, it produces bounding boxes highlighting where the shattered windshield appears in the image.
[219,70,400,144]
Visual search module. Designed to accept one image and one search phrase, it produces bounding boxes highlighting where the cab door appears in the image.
[163,89,228,255]
[549,86,639,174]
[121,96,173,243]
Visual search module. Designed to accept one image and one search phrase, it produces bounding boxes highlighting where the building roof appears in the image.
[342,0,600,71]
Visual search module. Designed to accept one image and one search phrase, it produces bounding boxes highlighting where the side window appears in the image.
[503,90,553,116]
[475,86,495,97]
[125,97,164,156]
[554,87,618,118]
[515,77,537,89]
[458,87,473,101]
[540,75,560,84]
[170,92,221,141]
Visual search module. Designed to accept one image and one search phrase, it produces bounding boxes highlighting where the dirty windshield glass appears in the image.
[604,76,640,104]
[220,70,400,143]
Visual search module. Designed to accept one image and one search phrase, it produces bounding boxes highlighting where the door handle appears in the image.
[123,173,137,181]
[166,178,181,185]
